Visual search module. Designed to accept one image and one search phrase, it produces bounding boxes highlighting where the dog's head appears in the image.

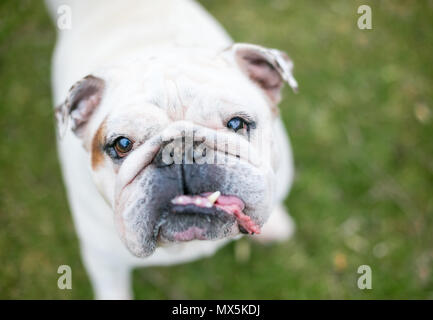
[56,44,297,257]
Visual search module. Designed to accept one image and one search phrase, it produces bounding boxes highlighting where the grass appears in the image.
[0,0,432,299]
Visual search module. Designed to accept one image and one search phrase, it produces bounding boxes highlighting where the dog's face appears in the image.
[56,44,297,257]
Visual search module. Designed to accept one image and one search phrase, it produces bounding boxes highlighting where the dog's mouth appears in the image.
[173,192,261,235]
[155,191,261,243]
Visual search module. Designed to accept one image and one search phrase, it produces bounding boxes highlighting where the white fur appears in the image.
[47,0,295,299]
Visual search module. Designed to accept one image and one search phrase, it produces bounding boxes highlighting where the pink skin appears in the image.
[173,227,207,241]
[171,193,261,235]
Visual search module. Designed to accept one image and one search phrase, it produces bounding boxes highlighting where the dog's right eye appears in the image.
[111,137,133,158]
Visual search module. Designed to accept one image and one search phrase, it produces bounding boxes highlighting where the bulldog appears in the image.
[46,0,297,299]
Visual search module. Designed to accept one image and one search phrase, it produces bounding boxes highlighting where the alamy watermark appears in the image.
[357,265,372,290]
[157,126,269,167]
[57,265,72,290]
[57,5,72,30]
[357,5,372,30]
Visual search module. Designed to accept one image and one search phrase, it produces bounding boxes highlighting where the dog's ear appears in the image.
[55,75,105,139]
[227,43,298,105]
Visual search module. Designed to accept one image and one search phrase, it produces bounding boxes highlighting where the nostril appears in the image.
[152,141,177,167]
[152,148,165,167]
[153,139,212,167]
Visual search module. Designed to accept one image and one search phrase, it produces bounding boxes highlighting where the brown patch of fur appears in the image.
[91,119,107,170]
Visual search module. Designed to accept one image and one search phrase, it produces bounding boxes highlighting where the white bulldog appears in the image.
[46,0,297,299]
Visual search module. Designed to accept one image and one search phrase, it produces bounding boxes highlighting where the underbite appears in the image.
[170,191,261,235]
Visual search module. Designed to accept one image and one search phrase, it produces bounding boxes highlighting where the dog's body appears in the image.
[46,0,296,299]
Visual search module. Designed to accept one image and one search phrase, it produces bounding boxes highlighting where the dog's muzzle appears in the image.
[151,139,261,243]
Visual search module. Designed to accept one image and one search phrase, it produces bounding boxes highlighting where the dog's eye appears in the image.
[113,137,133,157]
[227,117,249,132]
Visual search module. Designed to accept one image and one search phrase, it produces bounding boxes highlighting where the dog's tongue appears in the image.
[171,193,261,234]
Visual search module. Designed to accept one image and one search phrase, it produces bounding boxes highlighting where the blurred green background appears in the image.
[1,0,432,299]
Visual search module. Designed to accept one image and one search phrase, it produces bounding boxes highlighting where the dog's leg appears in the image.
[81,244,133,300]
[253,204,295,244]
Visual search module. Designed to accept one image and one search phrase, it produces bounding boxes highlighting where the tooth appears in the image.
[173,196,185,205]
[195,198,202,205]
[207,191,221,205]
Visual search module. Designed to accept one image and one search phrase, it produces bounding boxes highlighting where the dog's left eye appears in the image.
[113,137,133,157]
[227,117,250,132]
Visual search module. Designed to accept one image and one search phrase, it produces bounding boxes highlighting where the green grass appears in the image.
[0,0,432,299]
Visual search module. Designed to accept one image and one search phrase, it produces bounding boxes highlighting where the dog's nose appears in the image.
[152,138,207,167]
[151,137,220,196]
